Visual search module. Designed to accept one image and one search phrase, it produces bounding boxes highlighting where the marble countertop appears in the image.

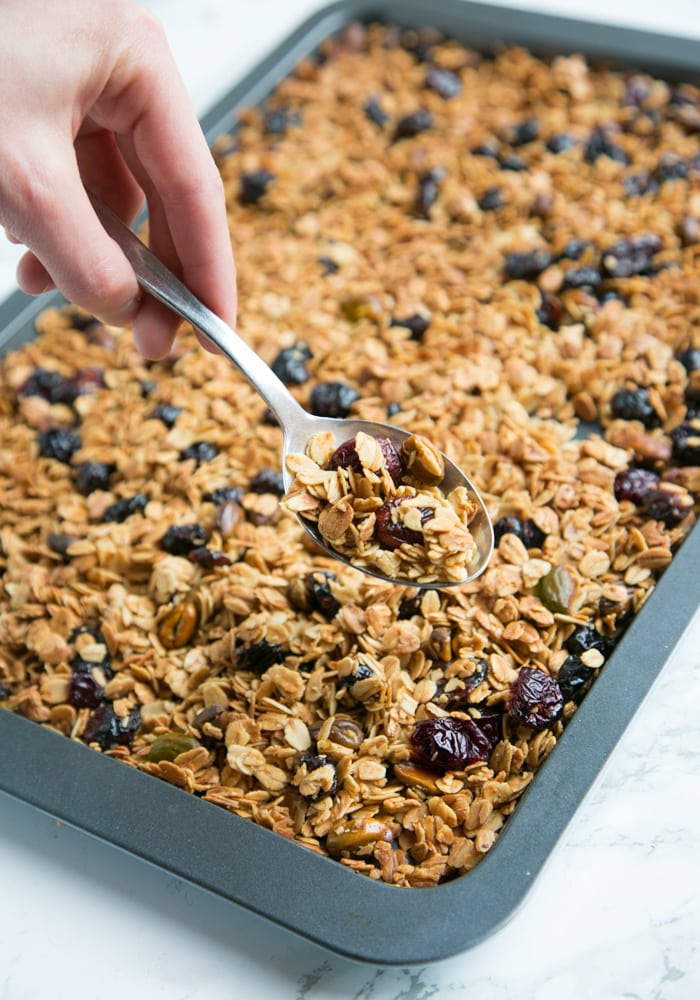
[1,2,699,997]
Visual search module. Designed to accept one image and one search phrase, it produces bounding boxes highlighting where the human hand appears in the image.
[0,0,236,359]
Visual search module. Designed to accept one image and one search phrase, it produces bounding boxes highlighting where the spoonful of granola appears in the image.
[94,198,493,587]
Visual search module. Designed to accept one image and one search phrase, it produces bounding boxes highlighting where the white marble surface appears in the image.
[1,2,700,997]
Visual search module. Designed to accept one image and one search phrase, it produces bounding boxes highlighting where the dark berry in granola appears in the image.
[390,314,430,340]
[410,714,501,772]
[364,95,388,127]
[435,660,489,709]
[139,379,157,397]
[47,532,78,560]
[654,154,688,183]
[239,169,276,205]
[271,342,313,385]
[19,367,64,400]
[471,142,500,159]
[375,498,434,549]
[83,703,141,751]
[560,266,602,290]
[263,105,300,134]
[536,292,564,330]
[202,485,244,505]
[507,118,540,146]
[493,515,546,549]
[425,65,462,99]
[305,571,340,618]
[564,624,615,660]
[557,655,595,704]
[56,368,106,404]
[69,672,105,709]
[613,467,659,504]
[161,523,208,555]
[584,127,628,165]
[394,108,433,140]
[546,133,575,153]
[478,187,505,211]
[180,441,219,464]
[677,347,700,373]
[670,419,700,465]
[601,234,662,278]
[504,248,552,281]
[397,589,427,619]
[149,403,182,428]
[187,547,232,569]
[417,167,445,218]
[249,468,285,495]
[610,386,658,427]
[73,461,114,496]
[309,381,360,418]
[102,493,148,523]
[37,428,82,463]
[557,238,590,261]
[507,666,563,729]
[317,256,340,276]
[499,152,527,171]
[328,436,403,486]
[235,639,286,673]
[642,488,691,526]
[296,753,338,799]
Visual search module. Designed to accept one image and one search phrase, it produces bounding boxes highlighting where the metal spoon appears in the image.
[93,197,494,587]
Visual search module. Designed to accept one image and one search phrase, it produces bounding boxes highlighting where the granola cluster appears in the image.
[1,22,699,888]
[282,430,480,583]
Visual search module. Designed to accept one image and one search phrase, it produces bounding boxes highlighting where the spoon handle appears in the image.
[91,196,306,430]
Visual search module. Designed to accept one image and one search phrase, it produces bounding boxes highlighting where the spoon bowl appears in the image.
[93,197,494,587]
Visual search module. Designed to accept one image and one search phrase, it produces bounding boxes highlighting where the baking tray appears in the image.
[1,0,699,966]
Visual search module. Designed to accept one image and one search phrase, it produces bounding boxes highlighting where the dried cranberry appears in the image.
[394,109,433,140]
[425,65,462,99]
[478,187,504,211]
[69,673,105,709]
[103,493,148,523]
[613,467,659,504]
[670,420,700,465]
[546,133,575,153]
[642,488,690,526]
[493,515,546,549]
[584,127,628,165]
[161,523,208,555]
[560,266,602,289]
[149,403,182,427]
[564,624,615,660]
[507,666,563,729]
[83,703,140,750]
[271,342,313,385]
[601,234,662,278]
[263,106,300,135]
[235,639,285,672]
[410,714,501,772]
[249,468,285,495]
[390,314,430,340]
[417,167,445,218]
[37,428,82,463]
[187,547,232,569]
[375,498,434,549]
[202,485,244,505]
[306,571,340,618]
[536,292,564,330]
[179,441,219,464]
[610,386,658,427]
[557,654,595,704]
[73,461,114,495]
[504,249,552,281]
[364,95,388,127]
[328,436,403,485]
[239,169,276,205]
[309,381,360,418]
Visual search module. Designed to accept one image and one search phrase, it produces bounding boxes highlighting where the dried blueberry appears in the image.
[306,571,340,618]
[610,386,658,427]
[161,523,208,555]
[677,347,700,373]
[560,266,602,290]
[36,427,82,464]
[202,485,244,505]
[504,249,552,281]
[394,109,433,140]
[296,753,337,799]
[103,493,148,523]
[364,95,388,127]
[271,342,313,385]
[309,381,360,418]
[557,655,595,704]
[179,441,219,464]
[471,142,500,159]
[83,703,140,750]
[73,461,114,496]
[584,127,628,165]
[417,167,445,218]
[601,234,662,278]
[149,403,182,428]
[317,256,339,275]
[236,639,286,672]
[557,238,590,261]
[507,118,540,146]
[493,515,546,549]
[19,367,63,400]
[507,666,563,729]
[410,714,501,772]
[564,624,615,660]
[249,468,285,495]
[671,420,700,465]
[240,169,276,205]
[499,152,527,171]
[387,401,401,417]
[654,154,688,183]
[478,187,504,211]
[53,368,106,405]
[263,106,300,135]
[613,467,659,504]
[425,65,462,99]
[624,172,656,197]
[69,672,105,709]
[139,379,157,397]
[390,314,430,340]
[546,133,575,154]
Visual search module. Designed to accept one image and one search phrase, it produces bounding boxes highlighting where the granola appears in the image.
[1,22,699,888]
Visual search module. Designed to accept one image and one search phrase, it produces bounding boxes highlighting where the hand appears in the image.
[0,0,237,359]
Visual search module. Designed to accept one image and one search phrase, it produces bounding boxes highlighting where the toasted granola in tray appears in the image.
[1,22,699,889]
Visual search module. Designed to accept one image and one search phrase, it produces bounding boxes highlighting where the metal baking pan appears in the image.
[1,0,699,965]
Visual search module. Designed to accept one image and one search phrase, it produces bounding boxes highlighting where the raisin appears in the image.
[536,565,576,614]
[364,95,388,127]
[410,714,501,772]
[103,493,148,523]
[670,419,700,465]
[397,590,426,619]
[584,127,628,164]
[394,109,433,140]
[239,169,275,204]
[417,167,445,218]
[425,65,462,99]
[328,436,403,485]
[149,403,182,427]
[309,381,360,418]
[504,249,552,281]
[493,515,546,549]
[560,266,602,290]
[546,133,575,153]
[296,753,338,799]
[73,461,114,495]
[271,342,313,385]
[478,187,504,211]
[83,704,140,750]
[202,485,244,505]
[507,666,563,729]
[37,428,82,463]
[161,523,208,555]
[236,639,285,672]
[601,234,662,278]
[306,571,340,618]
[557,655,595,704]
[642,488,691,526]
[613,467,659,504]
[610,386,658,427]
[19,367,63,400]
[536,292,564,330]
[375,498,434,549]
[179,441,218,464]
[187,546,232,569]
[564,623,615,659]
[249,468,285,495]
[263,106,300,135]
[68,673,105,709]
[390,314,430,340]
